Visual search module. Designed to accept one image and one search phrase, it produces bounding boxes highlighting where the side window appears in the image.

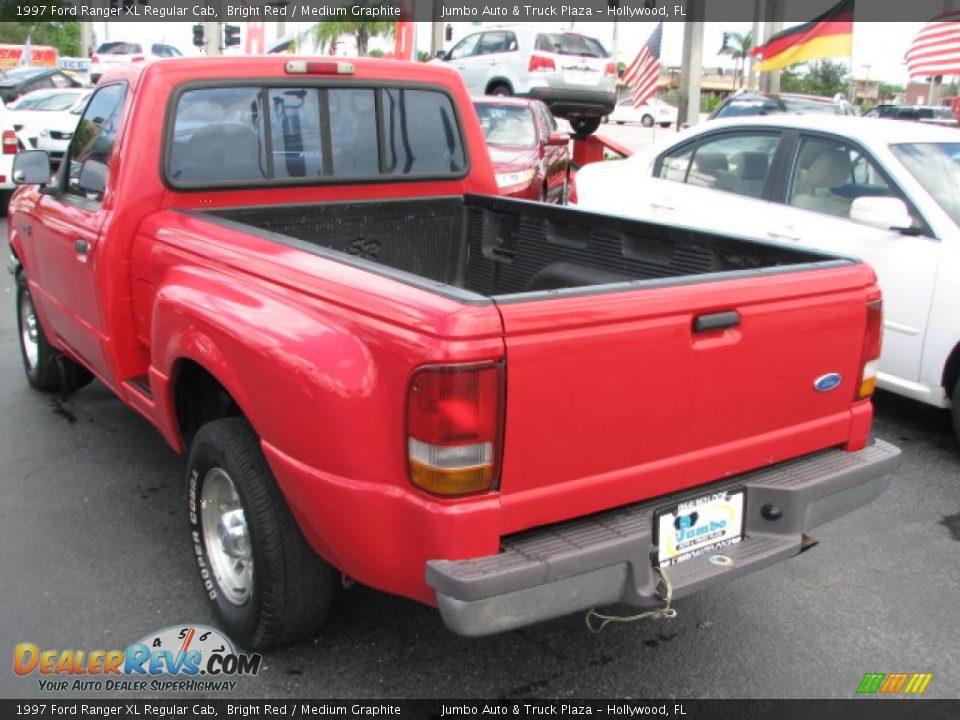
[477,32,508,55]
[659,133,779,199]
[168,87,267,184]
[448,34,480,60]
[27,77,54,93]
[50,73,73,89]
[381,88,465,175]
[269,88,323,179]
[658,144,694,182]
[328,88,379,176]
[66,83,127,200]
[787,137,896,220]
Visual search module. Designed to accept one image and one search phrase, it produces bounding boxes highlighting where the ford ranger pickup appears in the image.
[6,57,900,649]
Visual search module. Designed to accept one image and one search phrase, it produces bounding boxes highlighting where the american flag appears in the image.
[623,23,663,108]
[906,11,960,78]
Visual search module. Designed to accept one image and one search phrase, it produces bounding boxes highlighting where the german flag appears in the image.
[750,0,854,71]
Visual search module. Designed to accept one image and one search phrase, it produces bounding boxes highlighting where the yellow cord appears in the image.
[585,567,677,633]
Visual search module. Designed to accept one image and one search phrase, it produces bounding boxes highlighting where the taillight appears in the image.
[856,298,883,400]
[528,54,556,72]
[407,363,504,496]
[91,56,99,65]
[131,55,146,63]
[2,130,17,155]
[605,62,617,77]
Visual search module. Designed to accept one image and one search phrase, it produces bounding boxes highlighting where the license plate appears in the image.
[563,68,596,85]
[656,489,745,567]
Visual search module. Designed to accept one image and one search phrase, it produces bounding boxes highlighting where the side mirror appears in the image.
[850,196,915,233]
[546,131,570,147]
[12,150,52,186]
[435,50,448,61]
[78,159,107,197]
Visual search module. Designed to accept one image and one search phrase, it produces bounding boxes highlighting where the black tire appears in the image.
[952,377,960,445]
[487,83,511,96]
[0,190,11,217]
[16,272,93,393]
[187,418,339,649]
[659,122,672,128]
[642,114,654,127]
[569,117,602,137]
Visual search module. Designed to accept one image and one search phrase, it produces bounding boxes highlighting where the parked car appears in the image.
[91,41,182,84]
[474,96,569,203]
[436,26,616,137]
[709,91,857,120]
[575,114,960,440]
[863,104,959,127]
[0,100,25,210]
[7,88,91,158]
[0,67,82,105]
[7,58,899,650]
[606,97,678,128]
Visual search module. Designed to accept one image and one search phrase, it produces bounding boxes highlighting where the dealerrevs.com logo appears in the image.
[13,625,261,693]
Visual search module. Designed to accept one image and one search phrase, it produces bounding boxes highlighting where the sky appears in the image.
[92,20,925,85]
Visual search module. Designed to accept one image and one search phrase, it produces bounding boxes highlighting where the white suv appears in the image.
[437,26,616,136]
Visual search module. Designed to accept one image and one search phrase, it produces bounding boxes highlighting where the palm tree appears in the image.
[719,31,753,89]
[301,7,395,57]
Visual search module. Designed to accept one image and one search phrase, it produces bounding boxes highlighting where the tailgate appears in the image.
[495,264,878,532]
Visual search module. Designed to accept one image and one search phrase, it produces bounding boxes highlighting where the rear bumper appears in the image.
[519,87,616,118]
[426,439,900,637]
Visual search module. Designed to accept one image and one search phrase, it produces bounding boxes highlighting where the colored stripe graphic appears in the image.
[857,673,885,693]
[856,672,933,694]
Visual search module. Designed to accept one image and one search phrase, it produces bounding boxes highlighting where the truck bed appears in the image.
[201,195,849,302]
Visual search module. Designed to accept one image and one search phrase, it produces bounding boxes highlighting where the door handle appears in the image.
[693,311,740,333]
[767,228,801,242]
[75,238,90,255]
[649,200,676,211]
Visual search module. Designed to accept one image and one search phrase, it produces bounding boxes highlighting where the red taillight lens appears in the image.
[407,363,504,496]
[2,130,17,155]
[528,54,556,72]
[605,62,617,77]
[856,298,883,400]
[131,56,146,63]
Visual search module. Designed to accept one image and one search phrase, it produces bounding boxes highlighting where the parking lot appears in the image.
[1,212,958,700]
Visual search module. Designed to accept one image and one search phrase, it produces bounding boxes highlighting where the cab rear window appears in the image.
[166,84,467,188]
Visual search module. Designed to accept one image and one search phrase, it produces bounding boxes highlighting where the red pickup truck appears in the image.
[7,57,900,649]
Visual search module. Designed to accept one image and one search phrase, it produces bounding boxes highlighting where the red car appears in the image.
[474,96,570,203]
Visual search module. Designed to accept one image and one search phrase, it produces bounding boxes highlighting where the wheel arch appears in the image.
[941,339,960,403]
[485,78,514,95]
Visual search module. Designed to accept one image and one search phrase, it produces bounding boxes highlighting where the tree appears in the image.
[301,9,395,57]
[718,31,752,89]
[0,21,80,57]
[779,60,850,98]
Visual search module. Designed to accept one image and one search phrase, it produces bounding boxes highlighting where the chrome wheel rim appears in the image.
[19,287,39,371]
[201,468,253,606]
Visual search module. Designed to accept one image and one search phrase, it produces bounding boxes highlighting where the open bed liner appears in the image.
[203,194,849,302]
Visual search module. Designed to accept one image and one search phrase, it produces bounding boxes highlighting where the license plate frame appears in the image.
[654,488,745,567]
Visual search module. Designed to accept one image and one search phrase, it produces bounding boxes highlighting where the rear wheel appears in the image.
[642,114,654,127]
[487,83,511,96]
[569,117,601,137]
[187,418,339,649]
[952,378,960,445]
[16,272,92,393]
[659,122,671,128]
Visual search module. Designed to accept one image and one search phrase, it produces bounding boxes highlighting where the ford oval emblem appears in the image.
[814,373,842,392]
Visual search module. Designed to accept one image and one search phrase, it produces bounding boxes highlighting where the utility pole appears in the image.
[430,0,445,58]
[80,22,93,57]
[205,21,221,55]
[761,0,784,94]
[748,0,763,90]
[678,1,704,128]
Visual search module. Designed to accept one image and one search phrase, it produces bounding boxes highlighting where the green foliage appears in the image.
[877,82,905,102]
[701,94,724,113]
[367,48,384,58]
[416,50,431,63]
[718,31,752,89]
[0,21,80,56]
[300,6,396,57]
[780,60,850,97]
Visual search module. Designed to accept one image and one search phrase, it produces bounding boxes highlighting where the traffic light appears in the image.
[721,32,730,50]
[445,24,453,42]
[224,24,241,48]
[193,24,204,48]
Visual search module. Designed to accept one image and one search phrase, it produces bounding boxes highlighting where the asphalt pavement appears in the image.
[2,209,959,701]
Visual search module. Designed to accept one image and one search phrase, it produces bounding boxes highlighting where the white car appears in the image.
[8,88,90,155]
[606,97,678,128]
[435,26,616,136]
[91,41,182,83]
[575,115,960,439]
[0,101,25,207]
